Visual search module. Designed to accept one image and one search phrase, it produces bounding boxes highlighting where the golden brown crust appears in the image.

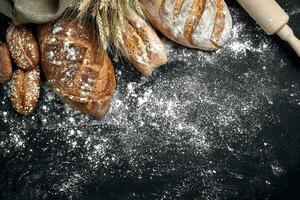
[0,43,13,84]
[211,0,225,47]
[157,0,181,45]
[38,18,116,118]
[6,24,40,71]
[10,67,40,115]
[60,95,112,118]
[121,11,168,76]
[141,0,232,51]
[173,0,184,20]
[184,0,206,44]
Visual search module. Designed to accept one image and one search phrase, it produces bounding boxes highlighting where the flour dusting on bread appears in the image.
[38,18,116,118]
[141,0,232,50]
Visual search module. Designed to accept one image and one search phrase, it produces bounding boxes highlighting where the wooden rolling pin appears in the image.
[237,0,300,57]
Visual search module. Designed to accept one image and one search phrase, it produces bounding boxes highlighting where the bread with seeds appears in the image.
[120,11,168,76]
[6,24,40,71]
[140,0,232,51]
[38,18,116,118]
[10,67,40,115]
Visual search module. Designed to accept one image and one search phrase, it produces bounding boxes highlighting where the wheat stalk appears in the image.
[70,0,144,52]
[77,0,91,18]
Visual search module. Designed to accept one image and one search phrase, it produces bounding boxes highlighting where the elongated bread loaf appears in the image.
[140,0,232,51]
[121,11,168,76]
[38,18,116,118]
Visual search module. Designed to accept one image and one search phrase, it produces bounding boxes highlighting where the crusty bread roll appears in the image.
[10,67,40,116]
[38,18,116,118]
[121,10,168,76]
[140,0,232,51]
[6,24,40,71]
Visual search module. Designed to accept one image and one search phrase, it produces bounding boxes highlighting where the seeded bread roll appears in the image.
[6,24,40,71]
[38,18,116,118]
[10,67,40,115]
[0,42,13,84]
[140,0,232,51]
[121,11,168,76]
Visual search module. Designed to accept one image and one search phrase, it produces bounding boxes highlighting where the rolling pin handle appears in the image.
[277,25,300,57]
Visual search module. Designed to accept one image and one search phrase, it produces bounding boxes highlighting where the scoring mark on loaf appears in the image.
[184,0,205,44]
[160,0,177,35]
[173,0,194,38]
[142,0,232,50]
[210,0,225,47]
[123,20,150,65]
[10,68,40,115]
[39,18,116,118]
[6,24,39,70]
[192,0,217,49]
[44,21,92,98]
[121,11,168,76]
[129,17,166,56]
[173,0,184,20]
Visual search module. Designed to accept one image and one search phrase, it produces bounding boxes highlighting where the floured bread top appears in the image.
[121,10,168,76]
[6,24,40,70]
[141,0,232,50]
[38,19,116,104]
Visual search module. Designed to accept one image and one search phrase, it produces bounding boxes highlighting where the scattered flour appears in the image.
[0,5,300,200]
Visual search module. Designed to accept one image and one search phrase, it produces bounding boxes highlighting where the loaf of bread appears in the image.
[0,42,12,84]
[140,0,232,51]
[10,67,40,115]
[121,11,168,76]
[38,18,116,118]
[6,24,40,70]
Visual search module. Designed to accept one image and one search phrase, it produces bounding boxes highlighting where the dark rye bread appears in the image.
[38,18,116,118]
[121,11,168,76]
[140,0,232,51]
[6,24,40,71]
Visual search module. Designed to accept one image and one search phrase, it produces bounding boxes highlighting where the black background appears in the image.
[1,0,300,199]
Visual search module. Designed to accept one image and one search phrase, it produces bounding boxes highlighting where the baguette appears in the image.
[121,11,168,76]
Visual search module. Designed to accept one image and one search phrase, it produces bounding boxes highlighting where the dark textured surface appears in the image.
[1,0,300,200]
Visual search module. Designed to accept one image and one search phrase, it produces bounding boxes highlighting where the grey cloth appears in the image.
[0,0,73,23]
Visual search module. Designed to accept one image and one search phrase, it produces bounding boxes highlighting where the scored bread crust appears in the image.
[10,67,40,116]
[6,24,40,71]
[121,11,168,76]
[140,0,232,51]
[38,19,116,118]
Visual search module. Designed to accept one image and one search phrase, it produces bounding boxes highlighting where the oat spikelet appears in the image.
[70,0,144,52]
